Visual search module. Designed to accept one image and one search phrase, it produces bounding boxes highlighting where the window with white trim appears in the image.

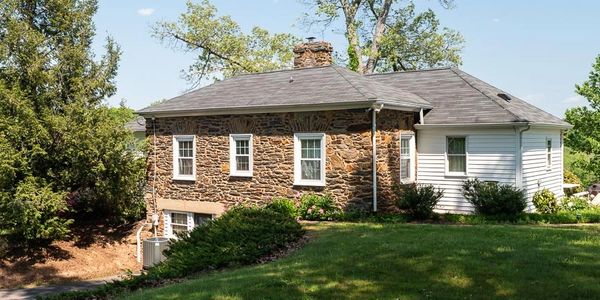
[173,135,195,180]
[400,134,415,182]
[164,211,214,238]
[229,134,253,177]
[294,133,326,186]
[546,138,552,169]
[447,136,467,175]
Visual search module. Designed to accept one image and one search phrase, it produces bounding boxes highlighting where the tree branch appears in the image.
[363,0,392,74]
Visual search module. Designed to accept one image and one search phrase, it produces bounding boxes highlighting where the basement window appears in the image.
[164,211,214,238]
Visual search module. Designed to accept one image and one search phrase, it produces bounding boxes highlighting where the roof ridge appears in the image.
[449,68,526,122]
[331,65,375,100]
[366,67,453,77]
[233,64,334,77]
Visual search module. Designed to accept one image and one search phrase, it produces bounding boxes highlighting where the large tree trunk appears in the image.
[363,0,392,74]
[341,0,364,73]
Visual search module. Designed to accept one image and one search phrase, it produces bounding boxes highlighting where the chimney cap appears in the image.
[306,36,316,42]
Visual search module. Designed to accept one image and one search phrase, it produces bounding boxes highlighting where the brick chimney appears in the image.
[293,38,333,68]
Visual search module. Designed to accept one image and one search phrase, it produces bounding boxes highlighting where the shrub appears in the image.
[462,179,527,217]
[563,169,585,195]
[560,196,591,211]
[532,189,559,214]
[299,194,339,221]
[394,183,443,219]
[265,198,298,218]
[151,206,304,278]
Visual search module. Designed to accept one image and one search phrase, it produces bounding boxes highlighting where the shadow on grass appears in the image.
[123,223,600,300]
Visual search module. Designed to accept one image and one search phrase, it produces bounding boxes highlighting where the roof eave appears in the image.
[415,122,530,129]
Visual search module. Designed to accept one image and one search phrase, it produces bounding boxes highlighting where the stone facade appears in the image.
[292,41,333,68]
[144,109,414,226]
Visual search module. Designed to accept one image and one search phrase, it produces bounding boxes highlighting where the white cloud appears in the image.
[562,95,585,104]
[492,18,500,23]
[137,8,155,16]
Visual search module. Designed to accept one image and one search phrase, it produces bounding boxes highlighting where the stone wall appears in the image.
[144,109,413,222]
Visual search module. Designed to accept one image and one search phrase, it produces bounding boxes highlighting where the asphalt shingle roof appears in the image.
[368,67,570,127]
[138,65,431,115]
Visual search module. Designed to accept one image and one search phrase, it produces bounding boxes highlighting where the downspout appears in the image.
[515,123,531,188]
[152,117,158,237]
[371,104,384,212]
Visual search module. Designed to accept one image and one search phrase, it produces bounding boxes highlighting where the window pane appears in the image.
[236,139,249,155]
[171,213,187,225]
[448,137,466,155]
[179,140,193,158]
[301,138,321,159]
[448,155,466,173]
[193,213,212,227]
[400,138,410,156]
[400,158,410,179]
[179,158,193,175]
[301,160,321,180]
[172,224,188,235]
[236,156,249,171]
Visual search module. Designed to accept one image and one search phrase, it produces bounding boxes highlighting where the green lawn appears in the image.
[122,223,600,300]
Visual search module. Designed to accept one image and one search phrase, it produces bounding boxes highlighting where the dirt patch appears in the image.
[0,221,154,288]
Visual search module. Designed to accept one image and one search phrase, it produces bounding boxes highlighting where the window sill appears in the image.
[444,173,468,178]
[172,176,196,182]
[230,172,253,178]
[293,181,326,187]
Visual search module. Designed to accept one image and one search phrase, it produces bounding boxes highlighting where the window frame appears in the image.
[546,137,552,170]
[163,210,215,238]
[229,134,253,177]
[399,133,416,183]
[445,136,468,177]
[172,135,196,181]
[293,132,326,187]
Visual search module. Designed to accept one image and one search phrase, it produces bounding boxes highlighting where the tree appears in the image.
[565,54,600,184]
[304,0,464,73]
[152,0,300,87]
[0,0,145,246]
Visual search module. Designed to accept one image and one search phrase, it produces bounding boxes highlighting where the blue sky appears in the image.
[93,0,600,117]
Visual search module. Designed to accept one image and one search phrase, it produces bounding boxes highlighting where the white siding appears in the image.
[417,128,517,214]
[522,128,564,211]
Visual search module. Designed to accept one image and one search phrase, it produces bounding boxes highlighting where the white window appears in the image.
[294,133,326,186]
[446,136,467,175]
[163,210,214,238]
[546,138,552,169]
[229,134,253,177]
[400,134,415,182]
[173,135,195,181]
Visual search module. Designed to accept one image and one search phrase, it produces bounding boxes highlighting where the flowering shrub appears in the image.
[299,194,339,221]
[532,189,559,214]
[560,196,592,211]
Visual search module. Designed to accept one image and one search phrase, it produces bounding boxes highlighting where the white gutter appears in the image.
[515,124,531,188]
[415,122,571,130]
[371,104,384,212]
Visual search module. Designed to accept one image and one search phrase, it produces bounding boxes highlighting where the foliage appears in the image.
[0,0,146,246]
[122,223,600,300]
[563,168,585,195]
[265,198,299,218]
[462,179,527,217]
[152,0,300,87]
[394,183,443,219]
[564,147,596,188]
[304,0,464,74]
[532,189,559,214]
[299,194,340,221]
[565,54,600,184]
[560,196,592,212]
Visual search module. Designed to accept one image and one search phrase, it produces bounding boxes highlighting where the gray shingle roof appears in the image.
[125,118,146,132]
[137,65,431,115]
[368,68,571,127]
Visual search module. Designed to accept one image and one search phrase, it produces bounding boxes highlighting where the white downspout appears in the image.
[371,104,383,212]
[515,124,531,188]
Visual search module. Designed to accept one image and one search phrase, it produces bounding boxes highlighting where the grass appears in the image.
[121,223,600,300]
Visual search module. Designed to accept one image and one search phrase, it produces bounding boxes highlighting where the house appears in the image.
[137,40,571,237]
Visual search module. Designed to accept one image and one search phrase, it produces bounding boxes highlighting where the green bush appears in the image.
[394,183,443,219]
[563,169,585,195]
[462,179,527,217]
[560,196,591,211]
[299,194,339,221]
[151,206,304,278]
[265,198,298,218]
[0,177,72,246]
[532,189,559,214]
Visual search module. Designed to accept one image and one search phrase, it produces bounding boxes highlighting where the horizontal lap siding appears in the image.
[417,128,517,214]
[522,129,563,211]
